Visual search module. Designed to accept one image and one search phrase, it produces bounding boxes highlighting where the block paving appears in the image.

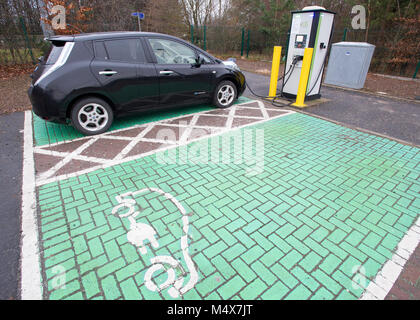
[34,107,420,300]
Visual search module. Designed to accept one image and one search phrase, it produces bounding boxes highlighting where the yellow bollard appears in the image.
[268,46,282,99]
[292,48,314,108]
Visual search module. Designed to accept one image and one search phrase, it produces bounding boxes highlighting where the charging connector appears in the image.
[293,55,304,63]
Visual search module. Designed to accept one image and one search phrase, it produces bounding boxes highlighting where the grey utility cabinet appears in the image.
[324,42,375,89]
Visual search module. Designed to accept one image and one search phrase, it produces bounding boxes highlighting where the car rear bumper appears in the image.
[28,85,66,124]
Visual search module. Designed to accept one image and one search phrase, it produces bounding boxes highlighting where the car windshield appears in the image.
[149,38,197,64]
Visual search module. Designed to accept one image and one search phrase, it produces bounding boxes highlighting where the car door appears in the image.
[90,38,159,114]
[146,37,212,107]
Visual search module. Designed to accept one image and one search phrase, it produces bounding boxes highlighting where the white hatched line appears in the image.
[38,137,99,180]
[265,107,290,111]
[35,101,282,178]
[258,100,270,119]
[225,104,238,129]
[34,100,274,150]
[36,109,295,187]
[145,116,268,129]
[136,137,178,145]
[36,133,97,150]
[235,100,261,106]
[34,101,259,149]
[34,148,110,166]
[21,111,42,300]
[179,114,200,143]
[360,216,420,300]
[114,124,155,161]
[33,135,134,153]
[34,148,71,157]
[86,135,133,141]
[36,108,217,150]
[186,124,238,131]
[189,113,256,119]
[184,113,229,118]
[234,99,284,111]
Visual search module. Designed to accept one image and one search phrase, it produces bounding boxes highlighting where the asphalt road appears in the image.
[243,71,420,146]
[0,112,24,300]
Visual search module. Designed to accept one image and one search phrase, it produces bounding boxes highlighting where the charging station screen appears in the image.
[294,34,307,48]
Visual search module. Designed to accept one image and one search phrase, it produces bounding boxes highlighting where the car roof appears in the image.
[47,32,180,42]
[47,31,220,62]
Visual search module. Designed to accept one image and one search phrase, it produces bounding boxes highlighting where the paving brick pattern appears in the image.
[36,112,420,300]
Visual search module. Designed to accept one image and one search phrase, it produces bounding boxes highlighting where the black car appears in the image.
[28,32,246,135]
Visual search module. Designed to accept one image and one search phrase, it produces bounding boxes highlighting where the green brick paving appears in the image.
[36,112,420,300]
[33,97,252,146]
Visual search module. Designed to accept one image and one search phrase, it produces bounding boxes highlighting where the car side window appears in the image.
[102,39,146,63]
[148,38,197,65]
[94,41,108,60]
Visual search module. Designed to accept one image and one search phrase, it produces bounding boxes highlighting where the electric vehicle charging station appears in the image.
[282,6,335,100]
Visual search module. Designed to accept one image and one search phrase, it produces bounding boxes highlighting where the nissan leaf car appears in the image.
[28,32,246,135]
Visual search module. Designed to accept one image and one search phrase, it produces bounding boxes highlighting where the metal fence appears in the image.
[190,25,290,58]
[1,19,419,79]
[0,34,46,65]
[190,25,419,79]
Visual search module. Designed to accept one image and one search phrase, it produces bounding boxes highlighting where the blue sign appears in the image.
[132,12,145,19]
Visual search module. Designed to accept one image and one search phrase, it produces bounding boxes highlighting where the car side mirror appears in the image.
[38,56,44,63]
[193,55,205,68]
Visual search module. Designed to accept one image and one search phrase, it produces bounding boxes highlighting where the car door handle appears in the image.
[159,70,174,75]
[99,70,118,76]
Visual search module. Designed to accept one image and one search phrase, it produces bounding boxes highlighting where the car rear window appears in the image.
[43,41,66,65]
[103,39,146,63]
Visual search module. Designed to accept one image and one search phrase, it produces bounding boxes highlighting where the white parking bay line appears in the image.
[21,111,42,300]
[360,216,420,300]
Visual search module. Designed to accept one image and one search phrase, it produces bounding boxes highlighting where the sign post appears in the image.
[132,12,145,32]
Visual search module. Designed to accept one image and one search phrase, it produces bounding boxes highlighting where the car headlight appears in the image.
[222,60,241,72]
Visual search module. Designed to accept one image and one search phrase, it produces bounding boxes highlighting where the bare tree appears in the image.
[0,0,43,64]
[180,0,216,26]
[144,0,186,36]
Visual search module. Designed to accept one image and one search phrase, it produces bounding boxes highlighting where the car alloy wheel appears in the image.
[78,103,109,133]
[71,97,113,136]
[217,84,235,107]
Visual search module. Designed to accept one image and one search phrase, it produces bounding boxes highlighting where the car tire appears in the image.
[213,80,237,108]
[70,97,114,136]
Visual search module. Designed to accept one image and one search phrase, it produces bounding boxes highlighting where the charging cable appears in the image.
[245,55,301,107]
[306,55,327,96]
